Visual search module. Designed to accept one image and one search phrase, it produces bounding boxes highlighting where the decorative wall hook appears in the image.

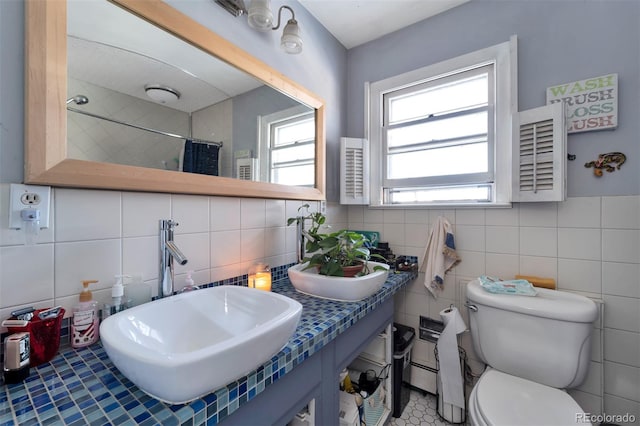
[584,152,626,177]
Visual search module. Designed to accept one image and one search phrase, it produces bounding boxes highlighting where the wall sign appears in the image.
[546,73,618,134]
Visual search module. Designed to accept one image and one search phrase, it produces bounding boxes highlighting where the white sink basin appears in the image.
[99,285,302,404]
[288,261,390,302]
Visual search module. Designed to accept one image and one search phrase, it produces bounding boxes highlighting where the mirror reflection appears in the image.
[67,0,315,185]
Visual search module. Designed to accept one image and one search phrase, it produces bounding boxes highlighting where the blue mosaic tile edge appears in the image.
[1,262,417,426]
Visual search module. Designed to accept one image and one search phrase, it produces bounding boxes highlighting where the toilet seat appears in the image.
[469,369,588,426]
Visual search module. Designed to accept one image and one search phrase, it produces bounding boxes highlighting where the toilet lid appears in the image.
[476,369,585,426]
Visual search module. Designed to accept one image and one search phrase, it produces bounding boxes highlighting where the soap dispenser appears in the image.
[181,271,199,292]
[71,280,100,348]
[103,275,130,319]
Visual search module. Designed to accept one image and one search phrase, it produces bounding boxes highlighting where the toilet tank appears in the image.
[466,279,598,389]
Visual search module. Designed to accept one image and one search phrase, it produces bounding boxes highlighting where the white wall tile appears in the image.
[122,236,157,282]
[602,262,640,298]
[122,192,171,237]
[558,197,601,228]
[456,209,484,225]
[382,223,405,249]
[383,209,405,224]
[485,253,519,279]
[605,329,640,368]
[602,230,640,263]
[558,259,601,293]
[210,264,246,283]
[568,390,602,417]
[603,295,640,333]
[210,197,241,231]
[558,228,601,260]
[347,205,364,224]
[454,250,485,277]
[0,244,54,307]
[520,227,557,257]
[519,256,558,280]
[604,394,640,419]
[210,230,241,267]
[405,209,429,224]
[404,223,429,249]
[171,194,209,234]
[173,232,210,275]
[455,225,485,252]
[602,196,640,229]
[241,228,265,262]
[264,227,286,257]
[363,208,383,224]
[55,188,121,241]
[265,200,286,228]
[604,361,640,402]
[519,202,557,227]
[485,205,519,226]
[54,239,121,297]
[241,198,266,229]
[485,226,519,254]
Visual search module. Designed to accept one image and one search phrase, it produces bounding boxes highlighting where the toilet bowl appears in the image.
[466,278,598,426]
[468,369,588,426]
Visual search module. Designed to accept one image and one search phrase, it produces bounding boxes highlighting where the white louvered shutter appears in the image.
[236,158,258,181]
[512,102,566,202]
[340,137,369,205]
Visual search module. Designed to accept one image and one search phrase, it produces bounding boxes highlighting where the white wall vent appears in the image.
[512,102,566,202]
[236,158,258,181]
[340,137,369,205]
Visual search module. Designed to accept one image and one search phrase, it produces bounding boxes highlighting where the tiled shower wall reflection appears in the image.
[346,197,639,420]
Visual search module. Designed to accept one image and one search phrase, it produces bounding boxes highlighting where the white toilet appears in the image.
[466,278,598,426]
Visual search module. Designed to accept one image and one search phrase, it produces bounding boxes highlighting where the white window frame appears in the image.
[258,105,315,184]
[368,36,518,207]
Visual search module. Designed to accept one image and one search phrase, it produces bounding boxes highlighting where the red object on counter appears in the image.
[7,308,65,367]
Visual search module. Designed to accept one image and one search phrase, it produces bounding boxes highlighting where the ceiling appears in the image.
[298,0,470,49]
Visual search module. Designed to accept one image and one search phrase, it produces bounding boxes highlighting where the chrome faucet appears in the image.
[159,220,188,298]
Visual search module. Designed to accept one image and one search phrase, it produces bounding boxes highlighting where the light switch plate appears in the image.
[8,184,51,229]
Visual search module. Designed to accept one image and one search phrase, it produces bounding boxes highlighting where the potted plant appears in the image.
[287,205,386,277]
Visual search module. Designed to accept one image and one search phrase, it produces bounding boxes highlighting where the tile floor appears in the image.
[390,390,460,426]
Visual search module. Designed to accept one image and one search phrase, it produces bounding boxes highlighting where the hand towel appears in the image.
[419,216,460,298]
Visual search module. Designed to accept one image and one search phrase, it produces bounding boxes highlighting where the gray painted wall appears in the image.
[346,0,640,197]
[0,0,347,201]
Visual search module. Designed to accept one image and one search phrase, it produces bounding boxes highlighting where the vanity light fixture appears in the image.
[144,84,181,104]
[218,0,303,54]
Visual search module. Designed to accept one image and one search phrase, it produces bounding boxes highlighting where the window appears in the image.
[368,37,517,206]
[259,106,315,186]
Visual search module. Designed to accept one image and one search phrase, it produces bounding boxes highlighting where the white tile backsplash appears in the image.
[558,197,601,228]
[558,228,602,260]
[54,239,122,297]
[602,196,640,229]
[2,191,639,408]
[55,188,121,241]
[172,194,210,234]
[0,244,54,306]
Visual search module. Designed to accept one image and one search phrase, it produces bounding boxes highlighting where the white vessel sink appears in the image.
[99,285,302,404]
[288,261,390,302]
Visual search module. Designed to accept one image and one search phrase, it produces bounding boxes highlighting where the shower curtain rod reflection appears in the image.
[67,107,223,147]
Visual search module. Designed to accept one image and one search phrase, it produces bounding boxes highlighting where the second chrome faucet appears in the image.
[159,220,188,298]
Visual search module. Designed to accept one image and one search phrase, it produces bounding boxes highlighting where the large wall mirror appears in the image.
[25,0,326,200]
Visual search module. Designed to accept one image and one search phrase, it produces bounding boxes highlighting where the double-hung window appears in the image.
[259,106,315,186]
[369,38,517,206]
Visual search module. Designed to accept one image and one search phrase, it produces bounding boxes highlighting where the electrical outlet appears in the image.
[9,184,51,229]
[320,200,326,214]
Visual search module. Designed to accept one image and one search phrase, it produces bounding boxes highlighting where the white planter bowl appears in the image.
[287,261,390,302]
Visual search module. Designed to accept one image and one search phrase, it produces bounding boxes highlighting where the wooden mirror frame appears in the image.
[25,0,326,200]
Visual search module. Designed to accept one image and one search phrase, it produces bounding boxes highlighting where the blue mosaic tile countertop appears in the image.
[1,270,416,425]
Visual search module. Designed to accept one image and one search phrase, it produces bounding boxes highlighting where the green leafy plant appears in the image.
[287,204,386,277]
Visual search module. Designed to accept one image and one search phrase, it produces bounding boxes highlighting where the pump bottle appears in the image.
[71,280,100,348]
